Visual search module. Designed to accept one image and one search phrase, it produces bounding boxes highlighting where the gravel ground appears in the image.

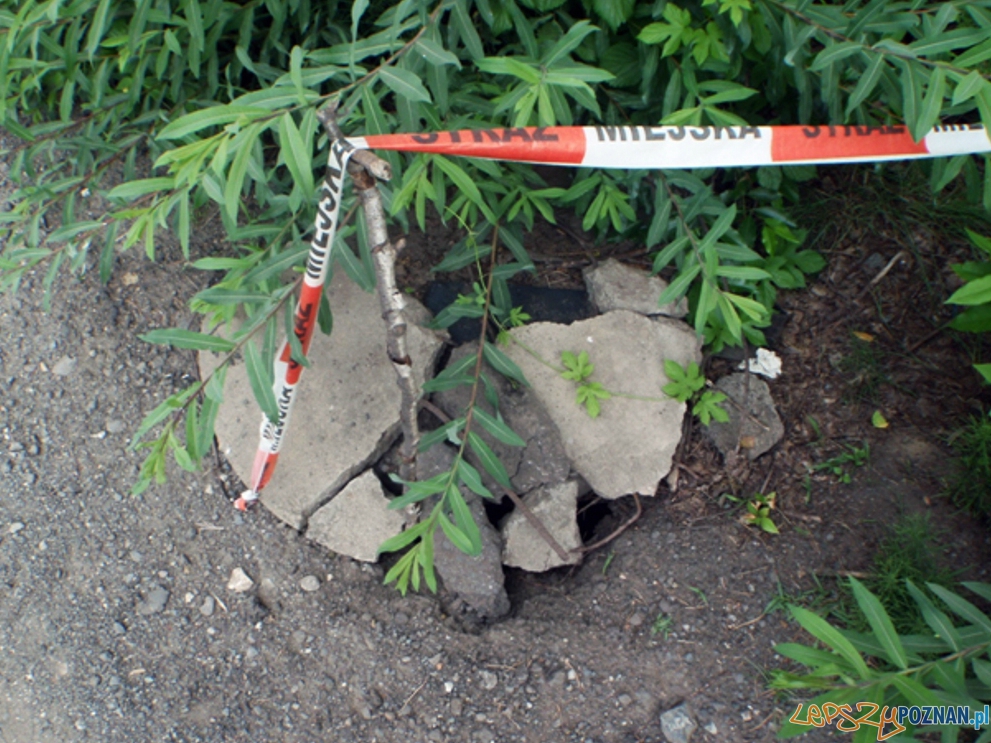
[3,145,989,743]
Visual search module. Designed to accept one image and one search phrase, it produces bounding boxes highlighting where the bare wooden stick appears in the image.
[348,161,421,492]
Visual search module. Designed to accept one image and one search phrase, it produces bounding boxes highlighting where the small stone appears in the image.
[8,442,24,453]
[52,356,77,376]
[299,575,320,592]
[199,596,215,617]
[704,373,784,461]
[106,420,125,434]
[584,258,688,318]
[704,722,718,735]
[136,586,170,616]
[618,694,633,707]
[451,698,463,716]
[501,481,582,572]
[480,671,498,691]
[660,703,697,743]
[227,568,254,593]
[8,522,24,534]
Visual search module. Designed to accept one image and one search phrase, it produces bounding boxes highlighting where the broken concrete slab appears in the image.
[198,270,446,529]
[505,311,701,499]
[418,441,510,621]
[501,480,581,572]
[434,495,510,620]
[705,373,784,460]
[583,259,688,318]
[306,470,405,562]
[433,343,570,496]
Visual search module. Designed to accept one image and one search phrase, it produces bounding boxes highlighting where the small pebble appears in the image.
[8,522,24,534]
[199,596,215,617]
[52,356,76,376]
[299,575,320,592]
[227,568,254,593]
[137,586,170,616]
[106,420,125,434]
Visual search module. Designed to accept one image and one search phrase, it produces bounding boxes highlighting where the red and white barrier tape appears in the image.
[236,122,990,510]
[234,137,355,510]
[349,123,989,169]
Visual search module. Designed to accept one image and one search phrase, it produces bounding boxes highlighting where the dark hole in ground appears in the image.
[423,281,595,345]
[576,493,615,543]
[482,493,514,525]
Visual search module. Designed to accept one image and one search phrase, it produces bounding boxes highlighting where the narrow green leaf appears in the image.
[438,511,475,554]
[467,431,512,490]
[927,583,991,635]
[789,605,873,678]
[446,482,483,552]
[915,67,947,142]
[473,407,526,447]
[845,54,885,116]
[848,577,908,669]
[482,343,528,387]
[810,41,863,71]
[139,328,235,352]
[107,178,175,201]
[278,112,315,198]
[377,521,429,555]
[244,340,280,424]
[158,106,269,140]
[415,38,461,68]
[85,0,113,58]
[456,459,494,500]
[658,263,701,306]
[379,66,432,103]
[947,275,991,306]
[952,71,986,106]
[224,122,262,221]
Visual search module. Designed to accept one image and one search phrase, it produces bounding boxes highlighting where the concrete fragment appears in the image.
[505,312,701,499]
[434,494,510,619]
[418,442,510,620]
[704,373,784,460]
[433,343,570,495]
[306,470,405,562]
[198,270,446,529]
[660,703,697,743]
[501,481,581,572]
[583,259,688,318]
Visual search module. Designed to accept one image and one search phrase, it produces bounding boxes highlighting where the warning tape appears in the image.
[235,122,990,509]
[235,137,356,510]
[350,123,990,169]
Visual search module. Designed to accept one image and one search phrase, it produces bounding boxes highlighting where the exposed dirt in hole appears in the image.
[2,156,990,743]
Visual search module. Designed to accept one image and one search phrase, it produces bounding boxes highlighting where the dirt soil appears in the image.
[2,161,991,743]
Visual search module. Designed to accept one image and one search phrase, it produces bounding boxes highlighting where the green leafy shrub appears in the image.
[771,577,991,742]
[947,411,991,521]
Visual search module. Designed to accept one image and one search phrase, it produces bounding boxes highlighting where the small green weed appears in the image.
[560,351,611,418]
[726,491,780,534]
[601,551,616,575]
[662,361,729,427]
[813,442,870,483]
[688,586,709,607]
[859,514,958,634]
[838,335,889,403]
[764,576,837,617]
[651,613,673,638]
[946,411,991,520]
